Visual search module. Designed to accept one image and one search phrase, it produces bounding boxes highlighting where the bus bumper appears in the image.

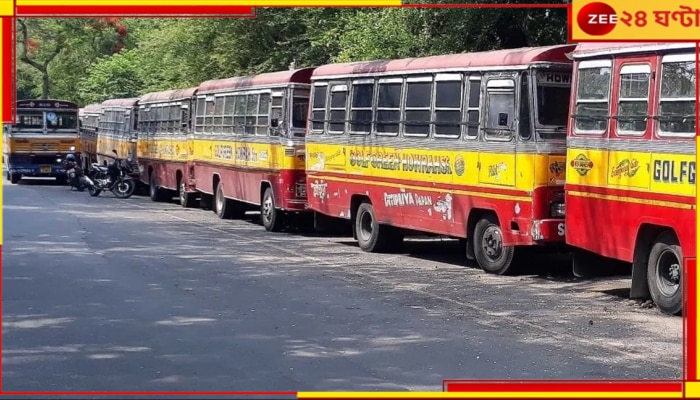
[530,219,566,242]
[8,165,66,177]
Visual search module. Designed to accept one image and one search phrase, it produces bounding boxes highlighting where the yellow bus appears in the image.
[79,103,102,170]
[305,45,576,274]
[191,68,313,231]
[4,99,80,184]
[96,98,139,165]
[137,87,199,207]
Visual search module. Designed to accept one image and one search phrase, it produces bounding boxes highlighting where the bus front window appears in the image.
[47,111,78,130]
[291,96,309,137]
[535,70,572,139]
[16,113,44,130]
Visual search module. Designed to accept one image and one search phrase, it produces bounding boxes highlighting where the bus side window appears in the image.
[465,76,481,139]
[519,73,532,140]
[310,84,327,134]
[484,78,516,141]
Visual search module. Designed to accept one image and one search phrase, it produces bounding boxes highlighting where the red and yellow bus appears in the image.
[4,99,80,184]
[566,43,696,315]
[191,68,313,231]
[137,87,199,207]
[305,44,576,274]
[79,103,102,170]
[96,98,139,165]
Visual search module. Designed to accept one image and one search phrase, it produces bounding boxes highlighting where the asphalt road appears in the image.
[2,178,682,393]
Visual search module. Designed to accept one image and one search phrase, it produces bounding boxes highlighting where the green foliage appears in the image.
[16,6,569,106]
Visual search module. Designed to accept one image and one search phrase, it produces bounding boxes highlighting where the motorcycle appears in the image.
[64,146,93,192]
[87,149,136,199]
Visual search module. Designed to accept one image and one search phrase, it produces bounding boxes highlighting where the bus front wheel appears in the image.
[647,231,683,316]
[473,215,515,275]
[9,173,19,184]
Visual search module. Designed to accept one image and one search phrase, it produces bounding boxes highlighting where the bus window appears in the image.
[434,74,462,139]
[257,93,271,136]
[270,94,284,137]
[310,84,327,133]
[484,79,515,141]
[518,74,532,140]
[16,113,43,129]
[617,64,651,135]
[350,80,373,134]
[535,72,570,131]
[465,76,481,139]
[328,84,348,134]
[46,111,78,130]
[292,95,309,132]
[574,60,612,134]
[658,54,696,137]
[404,77,432,137]
[376,79,402,136]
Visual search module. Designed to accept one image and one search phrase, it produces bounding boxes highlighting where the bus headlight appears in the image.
[550,202,565,218]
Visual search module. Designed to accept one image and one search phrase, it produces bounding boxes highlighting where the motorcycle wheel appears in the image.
[113,179,135,199]
[88,185,102,197]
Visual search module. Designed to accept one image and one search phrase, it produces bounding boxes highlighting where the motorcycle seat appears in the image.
[91,164,108,172]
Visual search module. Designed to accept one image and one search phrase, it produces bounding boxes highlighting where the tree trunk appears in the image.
[41,69,50,99]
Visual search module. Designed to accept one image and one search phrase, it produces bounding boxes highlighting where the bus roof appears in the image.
[197,68,315,94]
[82,103,103,114]
[101,98,139,108]
[312,44,576,79]
[140,87,198,104]
[17,99,79,110]
[572,42,696,59]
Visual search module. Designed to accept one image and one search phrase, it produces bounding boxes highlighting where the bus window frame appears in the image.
[349,78,375,136]
[270,89,286,137]
[328,82,349,136]
[464,74,482,141]
[375,77,403,137]
[615,63,652,137]
[309,82,328,135]
[483,77,516,142]
[518,71,533,142]
[290,87,309,134]
[656,53,696,139]
[433,73,464,140]
[572,59,612,136]
[403,75,433,139]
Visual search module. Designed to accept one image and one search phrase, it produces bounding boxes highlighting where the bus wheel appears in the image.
[10,173,19,184]
[647,231,683,316]
[473,215,515,275]
[261,187,284,232]
[355,202,401,253]
[149,175,167,202]
[214,181,235,219]
[179,181,196,208]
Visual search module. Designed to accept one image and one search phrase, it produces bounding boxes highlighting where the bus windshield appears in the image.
[534,70,572,140]
[15,112,44,130]
[291,96,309,135]
[46,111,79,130]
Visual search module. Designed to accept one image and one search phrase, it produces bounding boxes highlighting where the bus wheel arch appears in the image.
[469,209,515,275]
[260,181,284,232]
[351,195,402,253]
[644,228,683,316]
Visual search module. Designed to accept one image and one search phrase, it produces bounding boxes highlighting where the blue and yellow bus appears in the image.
[3,99,80,184]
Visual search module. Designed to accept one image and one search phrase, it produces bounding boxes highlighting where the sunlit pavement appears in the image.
[2,178,682,392]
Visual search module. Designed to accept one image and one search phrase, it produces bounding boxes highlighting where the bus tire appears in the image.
[473,215,515,275]
[261,187,284,232]
[10,173,19,184]
[647,231,683,316]
[179,180,196,208]
[212,182,235,219]
[355,202,402,253]
[149,175,167,202]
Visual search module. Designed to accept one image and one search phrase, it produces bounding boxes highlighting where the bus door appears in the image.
[607,58,655,192]
[479,76,517,187]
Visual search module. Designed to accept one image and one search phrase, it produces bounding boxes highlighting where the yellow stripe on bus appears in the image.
[566,190,695,210]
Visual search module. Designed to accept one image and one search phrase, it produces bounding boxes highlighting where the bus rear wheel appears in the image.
[179,180,196,208]
[647,231,683,316]
[473,215,515,275]
[355,202,402,253]
[149,175,168,202]
[261,187,284,232]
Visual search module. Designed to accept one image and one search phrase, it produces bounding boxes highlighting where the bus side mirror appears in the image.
[498,113,509,127]
[271,119,279,128]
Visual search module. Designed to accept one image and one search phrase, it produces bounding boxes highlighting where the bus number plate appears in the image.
[40,166,52,173]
